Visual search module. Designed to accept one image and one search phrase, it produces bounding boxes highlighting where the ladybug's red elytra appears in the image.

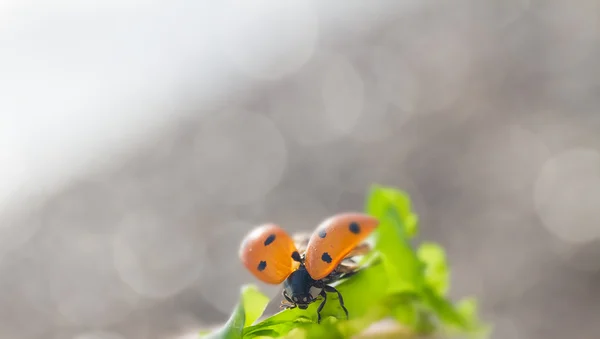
[238,212,379,323]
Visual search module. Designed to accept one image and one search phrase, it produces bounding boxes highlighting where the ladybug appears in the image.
[238,212,379,323]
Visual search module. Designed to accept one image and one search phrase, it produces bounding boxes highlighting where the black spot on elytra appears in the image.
[257,261,267,271]
[264,234,276,246]
[321,252,332,263]
[291,251,301,262]
[349,222,360,234]
[318,230,327,238]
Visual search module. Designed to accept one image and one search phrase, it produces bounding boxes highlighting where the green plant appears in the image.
[201,184,489,339]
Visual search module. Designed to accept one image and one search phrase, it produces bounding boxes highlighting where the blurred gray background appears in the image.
[2,0,600,338]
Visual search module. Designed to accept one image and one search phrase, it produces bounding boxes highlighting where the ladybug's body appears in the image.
[282,266,319,309]
[239,212,379,322]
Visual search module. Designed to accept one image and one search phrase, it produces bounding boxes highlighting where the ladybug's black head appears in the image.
[283,266,322,309]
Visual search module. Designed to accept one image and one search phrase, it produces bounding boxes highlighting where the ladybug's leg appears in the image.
[281,290,296,309]
[316,289,328,324]
[280,300,295,309]
[323,285,349,320]
[280,301,295,309]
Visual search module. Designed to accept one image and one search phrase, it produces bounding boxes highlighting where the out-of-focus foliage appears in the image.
[201,185,489,339]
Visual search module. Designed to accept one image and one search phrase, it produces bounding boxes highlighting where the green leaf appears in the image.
[366,184,419,238]
[417,242,449,297]
[366,184,424,294]
[242,286,271,327]
[201,285,270,339]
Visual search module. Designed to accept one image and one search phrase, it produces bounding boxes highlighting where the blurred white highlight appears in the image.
[0,1,229,210]
[218,0,318,80]
[534,148,600,244]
